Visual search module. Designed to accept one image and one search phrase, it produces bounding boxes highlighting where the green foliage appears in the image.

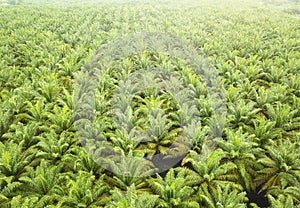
[255,139,300,193]
[198,184,248,208]
[107,184,158,208]
[148,169,199,208]
[216,128,261,191]
[0,141,37,184]
[0,2,299,207]
[180,150,242,196]
[59,171,110,207]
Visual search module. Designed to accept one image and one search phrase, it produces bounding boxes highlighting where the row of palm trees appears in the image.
[0,2,299,207]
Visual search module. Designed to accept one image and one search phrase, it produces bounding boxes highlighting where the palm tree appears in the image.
[0,110,13,140]
[2,122,40,149]
[255,139,300,193]
[2,89,29,116]
[62,146,104,176]
[135,95,182,157]
[265,66,286,83]
[0,141,37,187]
[268,185,300,206]
[216,128,261,191]
[284,74,300,97]
[148,168,199,208]
[268,192,300,208]
[179,149,242,198]
[2,195,39,208]
[250,86,275,110]
[59,171,110,208]
[107,184,158,208]
[226,85,246,105]
[227,99,261,128]
[57,87,73,110]
[15,99,51,125]
[18,160,65,207]
[36,73,60,102]
[103,150,154,191]
[244,116,282,147]
[198,184,248,208]
[47,105,73,134]
[36,130,73,164]
[266,102,299,131]
[140,108,181,157]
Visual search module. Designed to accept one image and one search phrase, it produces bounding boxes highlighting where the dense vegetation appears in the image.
[0,1,299,207]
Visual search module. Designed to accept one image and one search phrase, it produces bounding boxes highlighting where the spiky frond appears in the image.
[148,169,199,208]
[255,139,300,193]
[107,184,158,208]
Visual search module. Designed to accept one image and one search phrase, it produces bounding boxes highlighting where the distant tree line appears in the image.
[0,0,22,5]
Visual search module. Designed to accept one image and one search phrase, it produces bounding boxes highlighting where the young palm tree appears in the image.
[63,146,104,176]
[2,122,40,149]
[255,139,300,193]
[59,171,110,208]
[265,66,286,83]
[226,85,246,104]
[198,184,248,208]
[284,74,300,97]
[134,95,182,158]
[0,141,37,186]
[15,99,51,125]
[2,89,29,116]
[141,108,181,157]
[107,184,158,208]
[18,160,65,207]
[216,128,261,191]
[148,168,199,208]
[266,102,299,131]
[36,73,60,102]
[2,195,39,208]
[268,192,300,208]
[103,150,154,191]
[57,87,73,110]
[244,116,282,147]
[47,105,73,134]
[0,110,13,140]
[227,100,261,128]
[250,86,275,110]
[268,184,300,206]
[179,150,242,202]
[36,130,73,164]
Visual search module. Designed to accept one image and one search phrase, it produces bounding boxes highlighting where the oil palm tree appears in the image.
[107,184,158,208]
[47,105,73,134]
[103,150,154,191]
[216,128,261,191]
[243,116,282,147]
[15,99,51,125]
[58,171,111,208]
[268,192,300,208]
[179,150,242,200]
[18,160,65,207]
[2,122,40,149]
[227,100,261,128]
[268,184,300,206]
[266,102,299,131]
[35,130,73,164]
[2,195,39,208]
[62,146,104,176]
[148,168,199,208]
[255,139,300,193]
[198,184,248,208]
[0,141,37,187]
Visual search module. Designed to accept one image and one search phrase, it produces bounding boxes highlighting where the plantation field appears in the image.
[0,0,300,207]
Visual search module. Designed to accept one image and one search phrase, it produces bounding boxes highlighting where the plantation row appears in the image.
[0,2,300,208]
